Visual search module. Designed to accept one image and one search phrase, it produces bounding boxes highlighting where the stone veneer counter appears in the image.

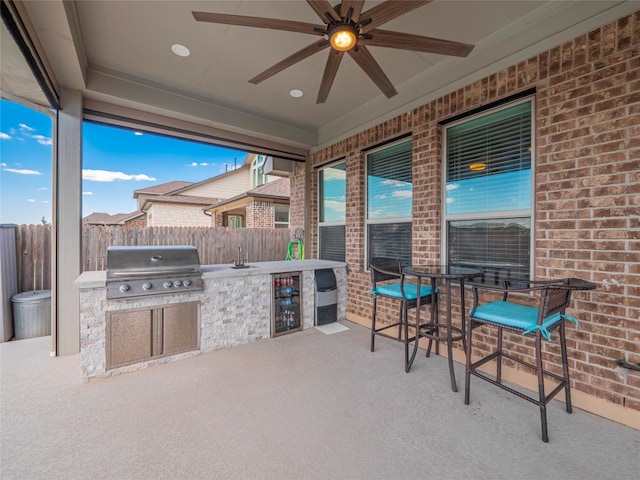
[76,259,347,381]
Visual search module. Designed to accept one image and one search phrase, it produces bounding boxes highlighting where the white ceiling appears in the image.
[4,1,639,149]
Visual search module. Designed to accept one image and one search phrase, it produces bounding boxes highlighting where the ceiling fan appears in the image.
[193,0,474,104]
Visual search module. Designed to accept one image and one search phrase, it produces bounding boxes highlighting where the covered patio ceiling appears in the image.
[2,1,638,150]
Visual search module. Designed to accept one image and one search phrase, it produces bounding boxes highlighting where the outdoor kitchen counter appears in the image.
[76,259,347,380]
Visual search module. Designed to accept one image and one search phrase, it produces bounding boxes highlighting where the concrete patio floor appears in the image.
[1,320,638,480]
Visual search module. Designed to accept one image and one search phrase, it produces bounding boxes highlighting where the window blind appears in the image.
[319,163,346,223]
[447,101,531,181]
[319,225,346,262]
[448,218,530,284]
[367,140,412,220]
[366,139,413,267]
[444,98,533,284]
[446,101,532,215]
[367,223,412,267]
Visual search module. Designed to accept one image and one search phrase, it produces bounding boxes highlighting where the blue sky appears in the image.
[1,99,247,225]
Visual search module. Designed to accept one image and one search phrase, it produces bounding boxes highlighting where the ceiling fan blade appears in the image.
[340,0,364,23]
[306,0,340,23]
[359,1,432,34]
[317,50,345,104]
[192,11,323,36]
[348,45,397,98]
[249,39,330,85]
[362,29,474,57]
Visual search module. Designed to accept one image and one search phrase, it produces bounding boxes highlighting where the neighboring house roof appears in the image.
[168,164,250,196]
[141,194,224,211]
[133,181,193,198]
[204,177,290,213]
[249,177,290,198]
[83,211,145,225]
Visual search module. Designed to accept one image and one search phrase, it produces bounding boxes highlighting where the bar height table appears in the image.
[403,265,483,392]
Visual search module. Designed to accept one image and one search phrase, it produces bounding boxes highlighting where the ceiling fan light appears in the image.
[329,25,357,51]
[469,163,487,171]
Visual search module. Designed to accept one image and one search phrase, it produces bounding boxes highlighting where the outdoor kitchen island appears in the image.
[76,259,347,381]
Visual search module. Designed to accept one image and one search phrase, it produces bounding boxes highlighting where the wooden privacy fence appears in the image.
[14,224,51,293]
[11,225,294,292]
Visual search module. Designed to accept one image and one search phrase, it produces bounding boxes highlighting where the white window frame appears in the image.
[442,96,535,281]
[317,159,346,262]
[274,204,290,229]
[365,138,413,271]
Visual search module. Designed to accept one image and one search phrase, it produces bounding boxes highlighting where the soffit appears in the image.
[8,1,640,149]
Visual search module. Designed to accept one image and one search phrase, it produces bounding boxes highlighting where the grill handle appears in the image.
[108,267,199,277]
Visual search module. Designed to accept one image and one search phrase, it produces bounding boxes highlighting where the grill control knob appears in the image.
[183,279,192,287]
[163,281,173,288]
[142,282,152,290]
[119,284,130,292]
[174,280,183,287]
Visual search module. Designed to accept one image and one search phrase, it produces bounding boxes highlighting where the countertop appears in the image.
[74,259,347,289]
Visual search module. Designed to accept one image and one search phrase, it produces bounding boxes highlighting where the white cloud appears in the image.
[38,187,48,191]
[381,179,408,187]
[324,200,345,212]
[134,132,143,136]
[392,190,412,198]
[0,162,6,167]
[82,169,156,182]
[41,200,49,204]
[83,191,94,196]
[189,162,211,167]
[10,123,53,146]
[200,162,209,166]
[3,168,42,175]
[27,198,36,203]
[32,134,53,146]
[0,132,11,140]
[322,169,346,181]
[190,162,198,167]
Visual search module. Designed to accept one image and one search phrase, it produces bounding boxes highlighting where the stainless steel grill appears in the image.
[106,245,203,299]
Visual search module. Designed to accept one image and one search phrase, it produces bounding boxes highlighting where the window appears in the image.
[318,161,346,262]
[366,139,413,268]
[274,204,289,229]
[252,155,267,187]
[443,98,533,284]
[227,215,243,228]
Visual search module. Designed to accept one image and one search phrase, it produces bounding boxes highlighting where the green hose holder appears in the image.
[286,239,304,260]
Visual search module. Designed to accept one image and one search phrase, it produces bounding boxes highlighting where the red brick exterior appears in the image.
[245,200,275,228]
[291,13,640,417]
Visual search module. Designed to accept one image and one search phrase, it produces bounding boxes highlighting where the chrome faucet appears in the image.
[232,244,248,267]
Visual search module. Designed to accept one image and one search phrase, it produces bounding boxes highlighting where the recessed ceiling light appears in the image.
[290,89,303,98]
[171,44,190,57]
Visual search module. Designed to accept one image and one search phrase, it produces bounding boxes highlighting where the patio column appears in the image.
[53,88,82,355]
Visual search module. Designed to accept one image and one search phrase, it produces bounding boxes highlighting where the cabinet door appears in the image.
[107,309,153,369]
[162,301,199,355]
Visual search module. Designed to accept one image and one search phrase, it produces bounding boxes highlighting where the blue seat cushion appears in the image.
[373,282,434,300]
[472,301,562,340]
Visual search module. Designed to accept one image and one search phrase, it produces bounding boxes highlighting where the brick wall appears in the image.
[245,200,275,228]
[292,12,640,419]
[290,163,306,237]
[212,212,224,227]
[147,203,211,227]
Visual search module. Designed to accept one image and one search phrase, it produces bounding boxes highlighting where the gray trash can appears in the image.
[11,290,51,339]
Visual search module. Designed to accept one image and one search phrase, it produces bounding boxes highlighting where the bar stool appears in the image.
[464,278,596,441]
[369,257,437,372]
